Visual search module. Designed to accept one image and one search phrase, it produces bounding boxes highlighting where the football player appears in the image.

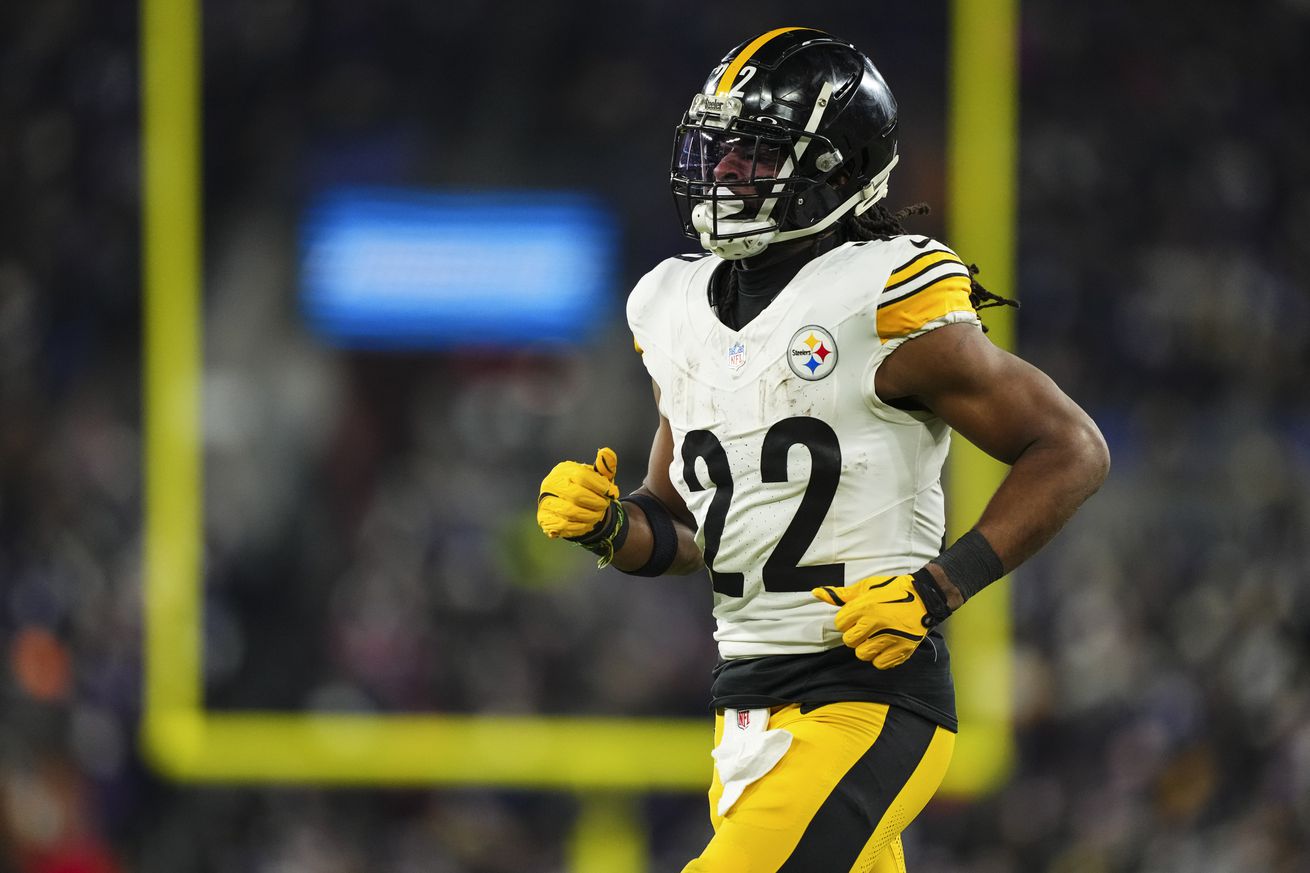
[537,27,1109,873]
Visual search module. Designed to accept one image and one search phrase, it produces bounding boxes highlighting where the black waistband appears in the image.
[709,634,957,732]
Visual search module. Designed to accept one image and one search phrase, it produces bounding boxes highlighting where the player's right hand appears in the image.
[537,447,620,541]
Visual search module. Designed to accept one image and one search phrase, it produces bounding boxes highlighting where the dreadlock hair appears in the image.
[708,202,1019,327]
[846,202,1020,323]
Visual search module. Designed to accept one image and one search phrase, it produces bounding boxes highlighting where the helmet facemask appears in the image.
[671,86,848,260]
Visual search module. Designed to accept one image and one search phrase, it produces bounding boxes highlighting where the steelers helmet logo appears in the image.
[787,325,838,381]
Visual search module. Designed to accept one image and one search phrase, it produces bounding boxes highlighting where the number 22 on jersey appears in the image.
[681,416,845,596]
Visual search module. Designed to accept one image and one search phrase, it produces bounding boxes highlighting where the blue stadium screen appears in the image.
[300,188,618,348]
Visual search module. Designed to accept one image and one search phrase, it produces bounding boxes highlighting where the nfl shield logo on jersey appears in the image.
[787,325,838,381]
[727,341,747,371]
[736,709,751,730]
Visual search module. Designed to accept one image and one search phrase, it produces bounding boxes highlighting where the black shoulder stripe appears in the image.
[877,270,972,310]
[675,253,710,262]
[888,248,958,277]
[883,259,971,296]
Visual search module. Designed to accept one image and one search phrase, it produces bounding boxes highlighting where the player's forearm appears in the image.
[612,499,704,575]
[969,416,1109,577]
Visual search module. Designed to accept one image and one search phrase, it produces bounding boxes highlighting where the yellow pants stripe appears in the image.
[683,703,955,873]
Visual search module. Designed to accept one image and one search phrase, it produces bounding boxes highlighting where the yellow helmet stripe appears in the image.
[714,26,814,96]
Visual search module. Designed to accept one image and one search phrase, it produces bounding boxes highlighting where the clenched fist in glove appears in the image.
[811,570,952,670]
[537,447,628,565]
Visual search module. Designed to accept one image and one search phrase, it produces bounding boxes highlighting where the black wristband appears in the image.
[618,494,678,577]
[610,504,631,552]
[910,567,953,627]
[929,529,1005,603]
[572,500,628,567]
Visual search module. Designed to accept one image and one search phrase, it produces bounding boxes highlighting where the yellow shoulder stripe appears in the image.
[633,336,643,355]
[877,274,974,342]
[715,27,811,96]
[885,249,965,291]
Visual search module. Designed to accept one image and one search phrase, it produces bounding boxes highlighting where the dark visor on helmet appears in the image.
[673,129,788,186]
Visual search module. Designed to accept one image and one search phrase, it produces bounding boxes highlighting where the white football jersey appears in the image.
[628,236,981,659]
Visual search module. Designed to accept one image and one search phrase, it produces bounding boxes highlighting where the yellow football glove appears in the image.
[811,573,942,670]
[537,448,626,564]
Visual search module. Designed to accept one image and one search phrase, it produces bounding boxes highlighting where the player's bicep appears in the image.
[932,351,1088,465]
[879,323,1094,464]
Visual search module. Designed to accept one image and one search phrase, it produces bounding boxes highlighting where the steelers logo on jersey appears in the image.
[787,325,838,381]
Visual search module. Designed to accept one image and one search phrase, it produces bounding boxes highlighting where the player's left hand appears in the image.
[811,575,931,669]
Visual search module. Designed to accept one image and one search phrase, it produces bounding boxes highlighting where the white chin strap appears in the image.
[851,153,899,217]
[771,152,900,244]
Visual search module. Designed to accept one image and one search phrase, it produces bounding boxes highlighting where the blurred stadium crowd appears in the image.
[2,0,1309,870]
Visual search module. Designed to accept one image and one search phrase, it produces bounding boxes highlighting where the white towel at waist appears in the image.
[712,707,794,817]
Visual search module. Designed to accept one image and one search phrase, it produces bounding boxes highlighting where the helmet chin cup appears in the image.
[698,226,778,260]
[690,190,745,224]
[691,193,779,260]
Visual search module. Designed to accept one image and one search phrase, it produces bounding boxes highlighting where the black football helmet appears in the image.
[671,27,899,259]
